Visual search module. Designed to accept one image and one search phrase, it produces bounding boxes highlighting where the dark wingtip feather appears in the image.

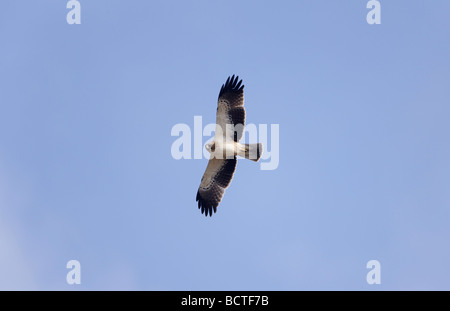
[218,75,244,99]
[196,190,218,217]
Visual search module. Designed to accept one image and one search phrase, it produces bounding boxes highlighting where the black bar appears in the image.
[0,291,440,309]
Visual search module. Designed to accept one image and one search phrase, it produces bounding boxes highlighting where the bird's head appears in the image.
[205,141,215,153]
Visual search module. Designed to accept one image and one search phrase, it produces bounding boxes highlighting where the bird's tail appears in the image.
[240,143,263,162]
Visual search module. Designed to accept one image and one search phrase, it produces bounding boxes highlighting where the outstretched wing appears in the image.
[216,75,246,142]
[196,157,237,217]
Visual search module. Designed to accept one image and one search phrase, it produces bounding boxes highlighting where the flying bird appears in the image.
[196,75,263,216]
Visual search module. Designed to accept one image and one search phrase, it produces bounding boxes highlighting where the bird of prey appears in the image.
[196,75,263,217]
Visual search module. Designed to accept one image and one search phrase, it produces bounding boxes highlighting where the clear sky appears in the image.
[0,1,449,290]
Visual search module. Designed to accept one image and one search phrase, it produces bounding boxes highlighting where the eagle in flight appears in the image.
[196,75,263,217]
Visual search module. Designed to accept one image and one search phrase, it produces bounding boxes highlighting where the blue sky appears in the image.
[0,1,449,290]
